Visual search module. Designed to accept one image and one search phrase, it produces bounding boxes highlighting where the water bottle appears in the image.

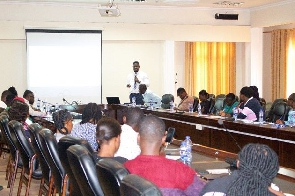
[184,136,192,164]
[259,108,264,124]
[132,96,136,107]
[179,141,188,164]
[233,107,238,121]
[197,103,202,115]
[188,103,193,113]
[150,98,154,110]
[36,99,41,110]
[169,101,174,111]
[55,103,59,111]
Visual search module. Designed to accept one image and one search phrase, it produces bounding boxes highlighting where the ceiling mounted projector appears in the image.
[98,4,120,17]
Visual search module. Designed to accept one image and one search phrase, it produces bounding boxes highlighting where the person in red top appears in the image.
[124,115,205,196]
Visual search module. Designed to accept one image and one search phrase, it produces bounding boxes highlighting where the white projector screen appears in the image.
[26,29,102,105]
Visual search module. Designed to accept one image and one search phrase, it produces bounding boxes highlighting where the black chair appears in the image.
[266,98,287,122]
[120,174,163,196]
[208,98,216,114]
[212,97,225,115]
[57,136,95,196]
[8,120,42,196]
[39,128,69,196]
[96,158,129,195]
[269,101,287,123]
[28,123,54,196]
[0,115,23,196]
[192,97,199,112]
[67,144,104,196]
[161,94,174,109]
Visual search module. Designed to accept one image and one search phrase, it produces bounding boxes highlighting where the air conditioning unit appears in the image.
[98,5,120,17]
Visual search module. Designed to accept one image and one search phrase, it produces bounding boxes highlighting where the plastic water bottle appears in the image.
[169,101,174,111]
[197,103,202,115]
[184,136,192,164]
[188,103,193,113]
[150,98,154,110]
[179,141,188,164]
[36,99,41,110]
[259,108,264,124]
[55,103,59,111]
[132,96,136,107]
[233,107,238,121]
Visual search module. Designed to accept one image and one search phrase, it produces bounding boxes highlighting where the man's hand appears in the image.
[134,76,140,83]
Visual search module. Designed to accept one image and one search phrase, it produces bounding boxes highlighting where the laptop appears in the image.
[106,97,121,104]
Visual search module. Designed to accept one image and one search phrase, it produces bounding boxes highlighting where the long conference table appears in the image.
[33,104,295,178]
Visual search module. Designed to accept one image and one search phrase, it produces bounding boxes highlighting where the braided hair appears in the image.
[227,143,279,196]
[8,100,29,122]
[52,109,72,135]
[81,102,102,124]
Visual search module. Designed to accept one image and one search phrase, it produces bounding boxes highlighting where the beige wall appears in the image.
[0,1,294,103]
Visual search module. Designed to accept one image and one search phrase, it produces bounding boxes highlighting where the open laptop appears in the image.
[106,97,121,104]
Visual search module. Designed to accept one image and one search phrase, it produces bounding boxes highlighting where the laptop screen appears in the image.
[106,97,121,104]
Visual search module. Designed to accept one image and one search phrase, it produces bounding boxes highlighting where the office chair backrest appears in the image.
[67,144,104,196]
[161,94,174,109]
[39,128,67,194]
[58,136,96,196]
[28,123,51,184]
[120,174,163,196]
[96,158,129,195]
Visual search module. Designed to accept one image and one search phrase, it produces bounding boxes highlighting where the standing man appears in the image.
[23,90,46,117]
[126,61,149,105]
[139,84,161,108]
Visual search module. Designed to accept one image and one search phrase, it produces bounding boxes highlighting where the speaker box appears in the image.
[215,13,238,20]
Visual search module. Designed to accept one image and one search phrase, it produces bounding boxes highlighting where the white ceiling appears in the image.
[0,0,290,8]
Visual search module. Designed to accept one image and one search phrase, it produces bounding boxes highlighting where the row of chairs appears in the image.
[0,114,162,196]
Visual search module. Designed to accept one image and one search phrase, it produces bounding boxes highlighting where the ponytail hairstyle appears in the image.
[52,109,72,135]
[96,117,121,145]
[227,143,279,196]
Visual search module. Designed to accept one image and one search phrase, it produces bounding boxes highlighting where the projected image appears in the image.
[26,30,102,105]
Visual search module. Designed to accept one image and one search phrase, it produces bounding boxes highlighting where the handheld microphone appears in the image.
[218,118,241,169]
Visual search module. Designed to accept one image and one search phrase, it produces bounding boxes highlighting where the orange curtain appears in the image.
[271,29,295,100]
[185,42,236,97]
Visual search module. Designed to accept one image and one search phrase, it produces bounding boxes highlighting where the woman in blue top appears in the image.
[276,93,295,127]
[220,93,239,117]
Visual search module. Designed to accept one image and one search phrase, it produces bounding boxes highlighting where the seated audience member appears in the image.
[115,107,144,160]
[70,103,102,151]
[276,93,295,126]
[200,143,281,196]
[8,86,18,97]
[139,84,162,108]
[23,90,46,117]
[220,93,239,117]
[52,109,73,142]
[124,115,205,196]
[175,87,194,111]
[237,86,261,121]
[199,90,211,114]
[95,117,127,164]
[0,90,11,109]
[8,99,30,139]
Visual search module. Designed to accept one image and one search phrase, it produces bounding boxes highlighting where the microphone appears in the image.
[62,98,77,110]
[218,118,241,169]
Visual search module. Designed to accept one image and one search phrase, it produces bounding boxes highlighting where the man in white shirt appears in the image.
[115,107,144,160]
[23,90,46,117]
[139,84,162,108]
[126,61,149,105]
